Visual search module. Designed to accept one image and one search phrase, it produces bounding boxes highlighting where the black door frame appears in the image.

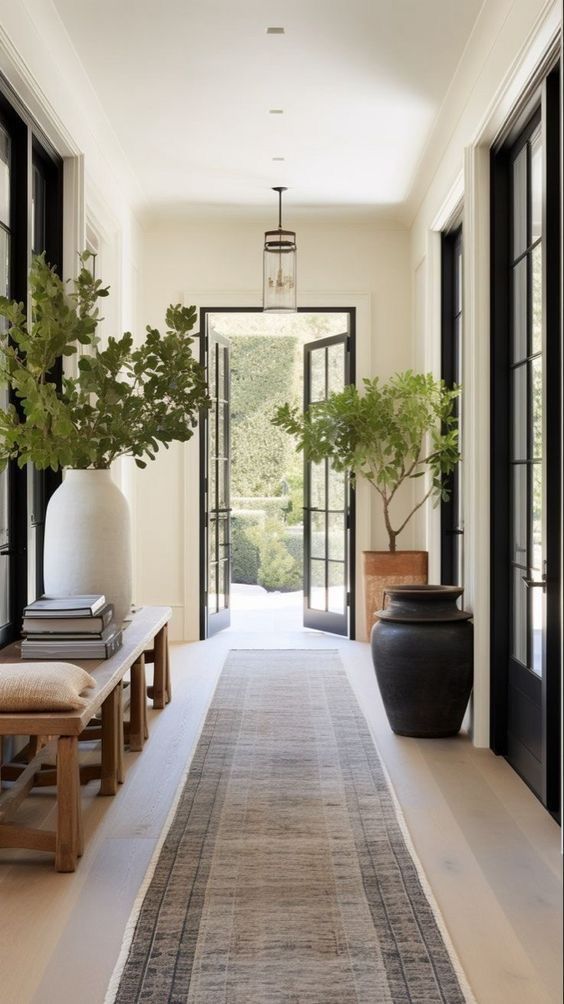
[198,306,356,640]
[440,223,464,587]
[0,73,63,648]
[303,331,353,636]
[204,330,231,638]
[490,66,562,818]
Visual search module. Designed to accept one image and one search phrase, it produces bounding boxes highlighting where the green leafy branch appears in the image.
[0,253,210,471]
[272,370,461,552]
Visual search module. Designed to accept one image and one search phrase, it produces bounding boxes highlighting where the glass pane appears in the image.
[208,518,217,561]
[208,563,218,613]
[0,471,8,550]
[328,468,345,510]
[310,349,325,403]
[310,461,325,510]
[511,567,527,665]
[32,164,46,255]
[219,517,228,547]
[217,560,228,610]
[454,315,462,379]
[530,463,543,573]
[218,408,225,460]
[512,146,527,259]
[208,340,216,392]
[328,560,345,614]
[531,356,543,460]
[311,511,325,559]
[0,371,8,560]
[327,342,344,394]
[531,243,542,356]
[0,552,9,628]
[530,127,542,243]
[263,245,297,312]
[217,344,225,399]
[455,243,463,313]
[511,259,527,363]
[530,583,543,678]
[0,230,9,310]
[209,403,217,458]
[208,460,216,506]
[511,465,527,566]
[511,365,527,461]
[218,458,227,507]
[0,126,10,228]
[310,558,325,611]
[328,511,345,560]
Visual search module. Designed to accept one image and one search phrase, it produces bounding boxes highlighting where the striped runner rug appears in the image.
[106,649,474,1003]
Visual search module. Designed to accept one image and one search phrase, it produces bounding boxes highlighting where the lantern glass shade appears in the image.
[263,228,297,312]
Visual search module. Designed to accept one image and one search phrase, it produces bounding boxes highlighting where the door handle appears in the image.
[522,576,546,590]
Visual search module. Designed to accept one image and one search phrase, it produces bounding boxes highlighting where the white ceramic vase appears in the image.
[43,469,132,626]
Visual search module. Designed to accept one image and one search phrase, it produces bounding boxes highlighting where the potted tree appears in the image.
[272,370,460,639]
[0,253,209,624]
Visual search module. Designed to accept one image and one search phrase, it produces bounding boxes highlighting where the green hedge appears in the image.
[231,510,264,584]
[232,511,305,591]
[246,518,301,592]
[230,335,301,497]
[284,527,303,566]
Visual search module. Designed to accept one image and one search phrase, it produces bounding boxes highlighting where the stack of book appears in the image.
[21,594,122,660]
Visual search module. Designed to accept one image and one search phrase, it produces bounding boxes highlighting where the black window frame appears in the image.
[490,65,562,819]
[0,74,63,648]
[441,223,463,586]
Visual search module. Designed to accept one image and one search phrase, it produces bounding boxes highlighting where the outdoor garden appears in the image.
[208,312,347,596]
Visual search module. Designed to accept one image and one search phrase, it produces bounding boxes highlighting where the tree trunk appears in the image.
[382,500,397,552]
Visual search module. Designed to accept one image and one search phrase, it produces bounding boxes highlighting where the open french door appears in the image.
[202,325,231,637]
[303,332,353,636]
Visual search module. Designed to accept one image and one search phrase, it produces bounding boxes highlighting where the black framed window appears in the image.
[0,118,13,644]
[441,224,463,586]
[0,77,63,647]
[491,65,561,817]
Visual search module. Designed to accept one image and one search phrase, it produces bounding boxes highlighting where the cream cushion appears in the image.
[0,662,96,712]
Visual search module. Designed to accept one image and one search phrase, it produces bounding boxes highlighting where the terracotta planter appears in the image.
[361,550,428,640]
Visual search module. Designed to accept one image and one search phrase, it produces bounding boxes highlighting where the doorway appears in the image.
[491,68,561,817]
[199,308,356,640]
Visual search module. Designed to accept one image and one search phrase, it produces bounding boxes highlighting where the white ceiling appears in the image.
[52,0,483,215]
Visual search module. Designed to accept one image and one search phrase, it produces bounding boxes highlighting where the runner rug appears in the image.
[106,650,474,1004]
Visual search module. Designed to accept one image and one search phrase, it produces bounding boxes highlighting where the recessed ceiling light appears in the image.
[272,157,285,161]
[269,109,284,114]
[266,27,285,34]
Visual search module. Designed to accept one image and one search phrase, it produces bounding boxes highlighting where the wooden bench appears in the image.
[0,605,171,872]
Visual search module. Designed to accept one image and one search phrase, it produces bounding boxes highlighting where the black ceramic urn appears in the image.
[370,585,473,738]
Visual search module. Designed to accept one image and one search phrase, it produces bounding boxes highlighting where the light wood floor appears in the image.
[0,626,561,1004]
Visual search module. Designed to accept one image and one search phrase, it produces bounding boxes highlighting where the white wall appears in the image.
[135,215,412,640]
[406,0,561,745]
[0,0,141,370]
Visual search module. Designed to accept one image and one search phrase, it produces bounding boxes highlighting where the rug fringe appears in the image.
[103,662,224,1003]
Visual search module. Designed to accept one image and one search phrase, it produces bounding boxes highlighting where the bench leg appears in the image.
[100,684,121,796]
[56,736,80,872]
[165,626,172,704]
[129,656,147,752]
[152,625,167,709]
[117,682,125,785]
